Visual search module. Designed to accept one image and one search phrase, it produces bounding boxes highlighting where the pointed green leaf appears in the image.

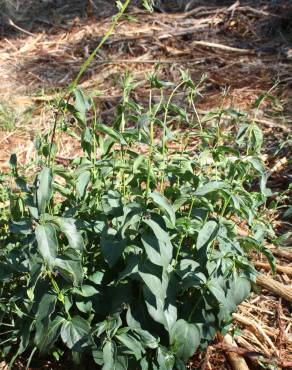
[34,293,58,352]
[96,124,126,145]
[195,181,229,196]
[61,315,90,349]
[55,249,83,286]
[74,89,90,123]
[141,229,172,268]
[58,217,84,251]
[157,346,175,370]
[36,316,64,354]
[149,192,176,226]
[115,332,144,360]
[35,224,58,269]
[36,167,53,214]
[76,170,90,198]
[102,341,128,370]
[197,221,219,251]
[101,228,125,267]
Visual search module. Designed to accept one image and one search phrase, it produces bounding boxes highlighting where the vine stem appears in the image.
[146,89,154,197]
[160,80,185,192]
[48,0,132,167]
[47,270,71,320]
[69,0,131,93]
[174,197,196,266]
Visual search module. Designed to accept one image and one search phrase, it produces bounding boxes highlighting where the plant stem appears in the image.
[47,270,71,320]
[160,80,185,192]
[48,0,132,167]
[69,0,131,93]
[146,117,154,197]
[174,197,195,265]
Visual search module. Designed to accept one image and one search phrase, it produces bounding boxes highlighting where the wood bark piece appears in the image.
[223,334,250,370]
[256,274,292,302]
[254,261,292,276]
[270,248,292,262]
[192,40,253,54]
[232,313,276,351]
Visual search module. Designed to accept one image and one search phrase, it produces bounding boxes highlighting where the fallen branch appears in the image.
[107,16,222,44]
[254,118,290,133]
[216,341,292,368]
[256,274,292,302]
[7,18,34,36]
[254,261,292,276]
[269,248,292,262]
[192,40,254,54]
[223,334,250,370]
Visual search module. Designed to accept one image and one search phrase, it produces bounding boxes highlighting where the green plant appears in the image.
[0,71,275,369]
[0,102,17,131]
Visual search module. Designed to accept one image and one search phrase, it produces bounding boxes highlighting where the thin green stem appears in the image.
[146,119,154,196]
[69,0,131,93]
[174,197,196,265]
[160,81,185,192]
[48,0,131,167]
[47,270,71,320]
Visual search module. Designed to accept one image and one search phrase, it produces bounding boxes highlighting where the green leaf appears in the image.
[101,228,126,267]
[102,341,128,370]
[36,167,53,214]
[55,249,83,286]
[34,293,58,352]
[96,124,126,145]
[35,224,58,269]
[101,190,123,216]
[57,217,84,251]
[115,332,144,360]
[149,192,176,226]
[79,284,99,297]
[74,89,90,123]
[142,217,169,240]
[126,307,159,349]
[82,127,93,156]
[140,263,177,332]
[102,341,116,370]
[236,124,249,145]
[157,346,175,370]
[139,263,166,300]
[141,228,172,268]
[227,277,251,307]
[251,124,263,152]
[283,206,292,219]
[195,181,229,196]
[197,220,219,251]
[61,315,90,349]
[36,316,64,354]
[76,170,90,198]
[208,280,228,307]
[170,319,200,361]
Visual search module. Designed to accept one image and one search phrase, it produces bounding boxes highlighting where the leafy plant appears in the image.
[0,71,275,369]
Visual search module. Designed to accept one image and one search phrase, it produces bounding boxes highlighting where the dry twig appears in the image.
[222,334,250,370]
[256,274,292,302]
[254,261,292,276]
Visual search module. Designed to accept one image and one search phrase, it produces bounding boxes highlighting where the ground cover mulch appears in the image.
[0,1,291,369]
